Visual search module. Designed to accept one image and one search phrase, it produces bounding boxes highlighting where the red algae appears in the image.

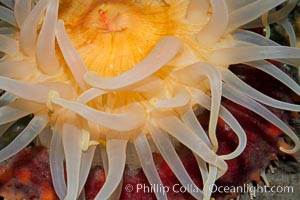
[0,147,58,200]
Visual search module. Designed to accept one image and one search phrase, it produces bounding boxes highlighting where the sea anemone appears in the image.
[0,0,299,199]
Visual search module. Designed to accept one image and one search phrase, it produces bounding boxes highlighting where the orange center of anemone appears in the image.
[58,0,182,78]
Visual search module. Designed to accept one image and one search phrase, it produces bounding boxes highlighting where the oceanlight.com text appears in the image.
[209,183,294,195]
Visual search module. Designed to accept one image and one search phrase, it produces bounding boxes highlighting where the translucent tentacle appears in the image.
[155,87,190,109]
[191,89,247,160]
[0,5,17,26]
[226,0,285,33]
[181,107,211,146]
[222,83,300,154]
[51,95,145,131]
[234,29,279,46]
[134,132,168,200]
[242,0,298,28]
[0,121,15,137]
[62,112,83,200]
[56,20,88,90]
[245,60,300,95]
[76,88,107,104]
[0,61,36,78]
[197,0,228,46]
[181,106,211,182]
[226,0,255,12]
[94,139,127,200]
[222,69,300,111]
[233,30,300,66]
[278,18,297,47]
[20,0,49,56]
[84,36,182,90]
[0,99,44,125]
[0,27,15,34]
[0,114,48,162]
[154,114,227,174]
[0,77,74,103]
[0,92,16,107]
[185,0,209,23]
[131,76,164,97]
[100,145,108,176]
[149,121,203,200]
[0,0,14,9]
[209,46,300,66]
[50,115,67,199]
[203,165,217,200]
[194,154,209,183]
[77,120,97,196]
[173,62,222,151]
[0,34,19,55]
[36,0,60,75]
[14,0,31,28]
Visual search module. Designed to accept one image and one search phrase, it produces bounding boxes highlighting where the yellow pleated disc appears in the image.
[59,0,191,78]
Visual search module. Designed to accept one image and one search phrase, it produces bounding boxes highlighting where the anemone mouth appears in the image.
[58,0,195,78]
[0,0,300,200]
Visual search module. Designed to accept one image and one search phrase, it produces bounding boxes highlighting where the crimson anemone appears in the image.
[0,0,299,200]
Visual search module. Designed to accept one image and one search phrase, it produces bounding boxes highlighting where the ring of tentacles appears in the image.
[0,0,299,200]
